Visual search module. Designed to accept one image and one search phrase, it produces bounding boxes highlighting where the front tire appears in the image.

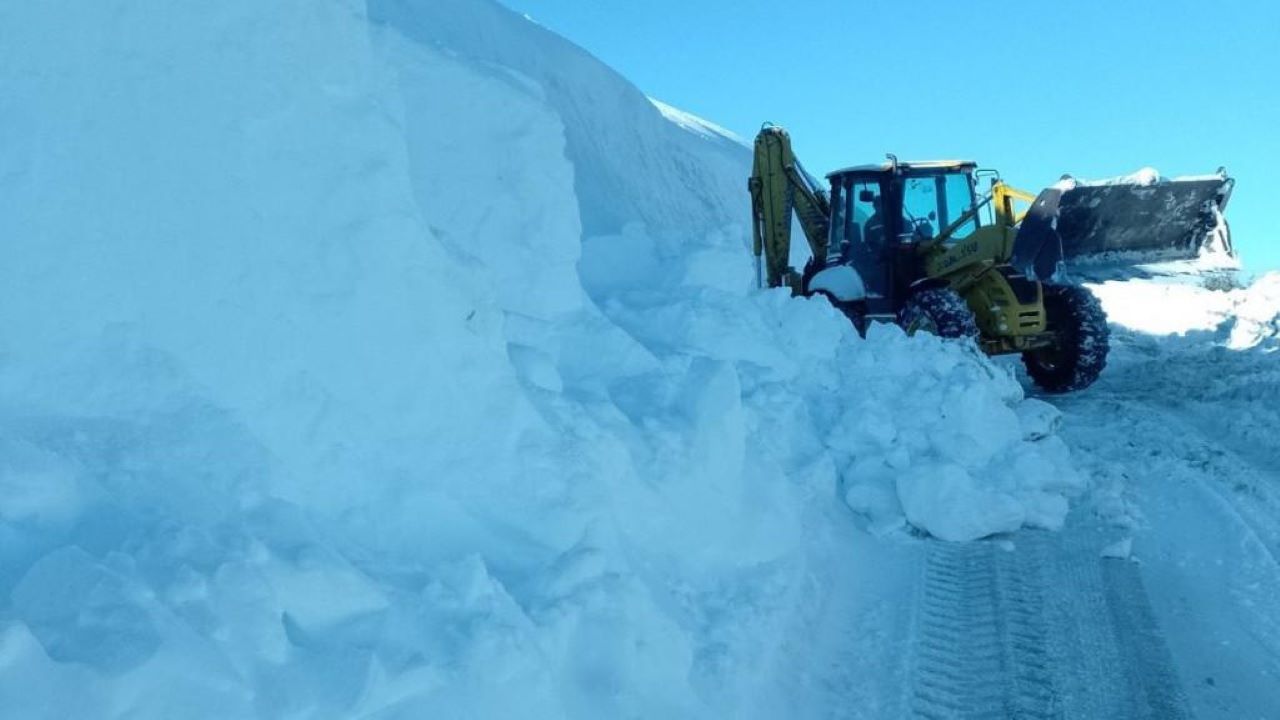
[897,287,979,339]
[1022,284,1109,393]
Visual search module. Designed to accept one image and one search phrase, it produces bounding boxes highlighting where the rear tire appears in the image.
[897,287,979,339]
[1022,284,1109,393]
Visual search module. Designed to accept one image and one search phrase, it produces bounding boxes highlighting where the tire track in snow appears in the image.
[1168,409,1280,571]
[908,539,1058,720]
[907,531,1191,720]
[1043,529,1193,720]
[1105,399,1280,573]
[1099,559,1195,719]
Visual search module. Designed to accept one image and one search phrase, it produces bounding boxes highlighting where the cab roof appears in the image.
[827,159,977,178]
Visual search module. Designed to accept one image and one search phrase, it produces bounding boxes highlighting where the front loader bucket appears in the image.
[1013,171,1235,280]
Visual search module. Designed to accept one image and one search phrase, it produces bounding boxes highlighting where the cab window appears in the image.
[837,180,883,261]
[901,177,939,240]
[941,172,979,241]
[901,172,980,244]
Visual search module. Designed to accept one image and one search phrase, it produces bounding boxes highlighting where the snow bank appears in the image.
[368,0,749,240]
[0,0,1083,717]
[1090,271,1280,347]
[1087,272,1280,478]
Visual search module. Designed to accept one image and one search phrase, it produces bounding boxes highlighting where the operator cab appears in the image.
[825,159,980,313]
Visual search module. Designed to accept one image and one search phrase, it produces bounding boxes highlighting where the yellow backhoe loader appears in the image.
[748,124,1235,392]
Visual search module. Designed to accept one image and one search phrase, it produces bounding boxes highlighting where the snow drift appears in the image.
[0,0,1083,717]
[1091,272,1280,347]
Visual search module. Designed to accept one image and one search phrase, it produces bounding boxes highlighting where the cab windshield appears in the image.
[901,171,980,242]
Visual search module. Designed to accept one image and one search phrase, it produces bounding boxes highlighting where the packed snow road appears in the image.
[1046,287,1280,720]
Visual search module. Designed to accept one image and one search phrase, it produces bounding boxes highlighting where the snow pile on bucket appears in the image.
[0,0,1079,717]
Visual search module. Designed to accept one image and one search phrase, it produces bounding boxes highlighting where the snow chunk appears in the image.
[1100,537,1134,560]
[1016,399,1064,441]
[0,438,88,526]
[11,547,161,673]
[897,464,1025,542]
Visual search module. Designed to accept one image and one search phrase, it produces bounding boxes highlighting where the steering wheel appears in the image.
[900,215,934,242]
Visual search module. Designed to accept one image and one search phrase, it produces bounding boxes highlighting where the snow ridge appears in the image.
[649,97,748,146]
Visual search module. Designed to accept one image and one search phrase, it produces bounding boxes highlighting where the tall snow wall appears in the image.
[0,1,1080,717]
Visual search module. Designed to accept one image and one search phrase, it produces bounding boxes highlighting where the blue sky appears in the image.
[505,0,1280,272]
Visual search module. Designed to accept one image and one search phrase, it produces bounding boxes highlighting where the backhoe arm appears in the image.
[749,125,830,291]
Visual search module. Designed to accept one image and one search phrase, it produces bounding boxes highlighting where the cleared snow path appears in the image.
[1046,320,1280,720]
